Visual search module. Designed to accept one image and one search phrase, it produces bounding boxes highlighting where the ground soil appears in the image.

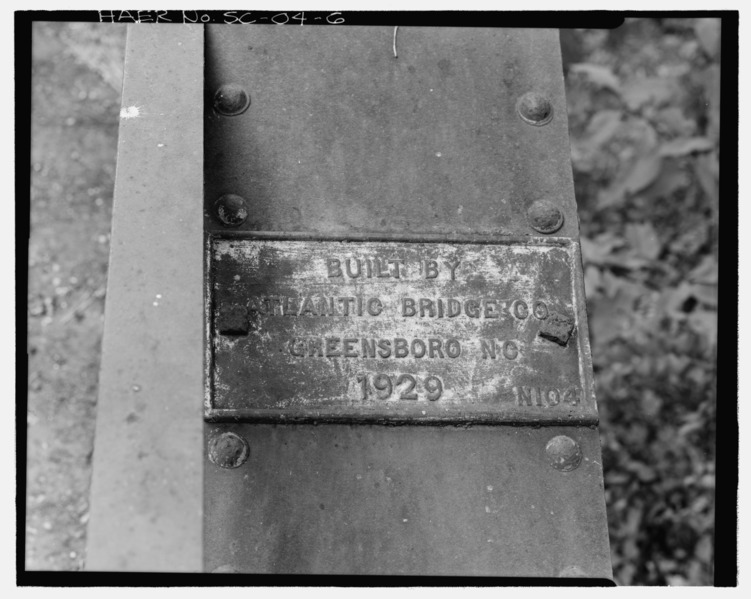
[26,22,125,571]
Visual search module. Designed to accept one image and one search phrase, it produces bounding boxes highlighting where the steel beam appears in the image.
[86,24,204,572]
[203,26,611,579]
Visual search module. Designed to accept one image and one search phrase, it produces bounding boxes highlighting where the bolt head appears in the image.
[214,84,250,116]
[527,199,564,234]
[208,432,249,469]
[215,194,248,227]
[546,435,582,472]
[516,91,553,126]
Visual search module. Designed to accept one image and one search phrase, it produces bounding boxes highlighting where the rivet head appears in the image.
[215,194,248,227]
[214,84,250,116]
[546,435,582,472]
[516,91,553,126]
[208,432,249,469]
[527,199,564,234]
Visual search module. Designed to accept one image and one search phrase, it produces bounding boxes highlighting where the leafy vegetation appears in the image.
[563,19,719,585]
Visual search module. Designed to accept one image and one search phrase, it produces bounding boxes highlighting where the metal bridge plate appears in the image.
[203,25,611,579]
[206,236,596,425]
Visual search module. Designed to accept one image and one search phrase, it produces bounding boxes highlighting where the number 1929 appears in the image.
[355,373,443,401]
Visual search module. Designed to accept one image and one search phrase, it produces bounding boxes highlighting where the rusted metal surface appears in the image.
[206,236,595,425]
[204,423,611,577]
[86,24,204,572]
[203,25,611,580]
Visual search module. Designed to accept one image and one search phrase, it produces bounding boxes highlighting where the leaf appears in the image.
[643,158,689,201]
[621,77,676,111]
[695,535,713,564]
[585,109,623,148]
[569,62,621,92]
[580,234,623,265]
[688,310,717,349]
[597,182,627,209]
[625,507,643,534]
[625,222,661,260]
[588,292,631,345]
[691,284,717,308]
[656,107,697,137]
[659,137,715,157]
[691,495,710,513]
[584,265,603,298]
[689,255,718,284]
[660,282,694,315]
[626,461,657,482]
[694,18,721,59]
[641,390,663,418]
[695,152,719,207]
[623,153,663,194]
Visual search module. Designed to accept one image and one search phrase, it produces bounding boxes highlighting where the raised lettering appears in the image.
[299,296,317,316]
[446,338,461,358]
[484,299,499,318]
[367,297,383,316]
[377,339,392,358]
[424,260,439,279]
[514,300,529,319]
[289,339,305,357]
[534,300,549,320]
[327,258,342,277]
[388,259,404,278]
[402,298,416,317]
[339,297,355,316]
[308,337,323,357]
[411,339,426,358]
[503,341,519,360]
[515,386,534,406]
[345,258,361,278]
[374,258,390,278]
[447,299,461,317]
[343,338,358,358]
[481,339,496,359]
[361,338,377,358]
[419,298,435,317]
[444,260,460,280]
[283,296,299,317]
[325,337,341,357]
[465,299,480,318]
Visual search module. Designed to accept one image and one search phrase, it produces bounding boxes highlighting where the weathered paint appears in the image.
[207,237,595,425]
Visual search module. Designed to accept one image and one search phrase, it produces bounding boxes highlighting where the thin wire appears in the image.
[393,26,399,59]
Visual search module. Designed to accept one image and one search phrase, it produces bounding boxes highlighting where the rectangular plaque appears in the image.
[206,236,597,424]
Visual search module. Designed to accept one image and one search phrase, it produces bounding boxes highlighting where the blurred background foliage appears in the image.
[27,18,718,584]
[563,18,718,585]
